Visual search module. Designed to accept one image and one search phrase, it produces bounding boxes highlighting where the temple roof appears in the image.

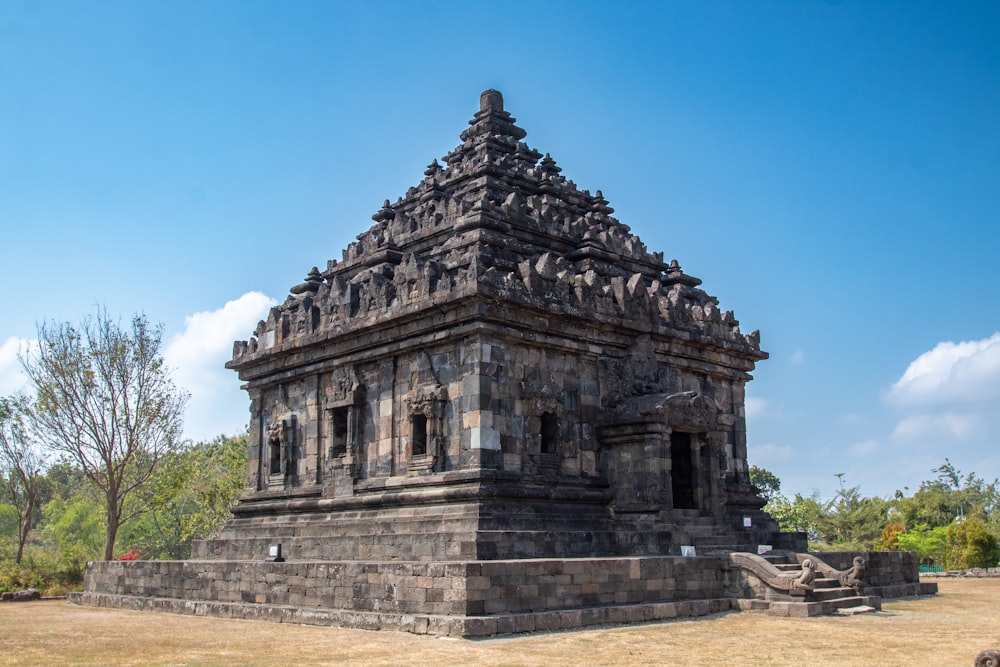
[231,90,765,368]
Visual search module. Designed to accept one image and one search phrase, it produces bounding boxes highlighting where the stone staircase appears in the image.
[729,552,882,617]
[674,510,765,554]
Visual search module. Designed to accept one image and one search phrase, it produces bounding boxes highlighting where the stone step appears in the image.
[762,554,799,566]
[773,563,802,572]
[836,604,877,616]
[806,586,860,602]
[756,594,882,618]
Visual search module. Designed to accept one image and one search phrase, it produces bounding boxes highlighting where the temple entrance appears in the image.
[671,431,697,510]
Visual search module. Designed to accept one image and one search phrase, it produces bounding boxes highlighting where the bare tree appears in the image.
[20,310,188,560]
[0,394,47,563]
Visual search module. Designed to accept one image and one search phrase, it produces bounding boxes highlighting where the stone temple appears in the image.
[73,91,934,635]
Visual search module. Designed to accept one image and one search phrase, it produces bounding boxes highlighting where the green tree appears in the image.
[20,310,189,560]
[763,492,826,541]
[0,394,48,563]
[944,517,1000,570]
[0,502,18,557]
[894,460,998,531]
[39,492,105,561]
[749,465,782,503]
[119,433,248,559]
[761,474,888,551]
[875,521,905,551]
[22,491,107,591]
[814,477,888,550]
[897,525,948,569]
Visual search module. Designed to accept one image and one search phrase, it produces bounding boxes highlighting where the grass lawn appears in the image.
[0,577,996,666]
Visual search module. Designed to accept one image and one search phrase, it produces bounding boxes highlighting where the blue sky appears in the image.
[1,1,997,501]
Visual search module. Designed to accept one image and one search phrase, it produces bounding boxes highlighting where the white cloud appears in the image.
[748,442,794,467]
[745,396,769,419]
[848,439,878,457]
[164,292,277,443]
[0,337,32,395]
[884,333,1000,465]
[888,332,1000,406]
[790,349,805,364]
[891,412,985,443]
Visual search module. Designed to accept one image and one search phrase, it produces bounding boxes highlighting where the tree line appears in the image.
[0,309,247,594]
[751,461,1000,570]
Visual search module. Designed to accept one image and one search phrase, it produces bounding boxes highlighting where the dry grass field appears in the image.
[0,577,996,667]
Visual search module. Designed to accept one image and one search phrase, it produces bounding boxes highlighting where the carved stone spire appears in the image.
[460,89,528,142]
[372,199,396,223]
[591,190,614,215]
[539,153,562,175]
[423,160,442,177]
[290,266,323,295]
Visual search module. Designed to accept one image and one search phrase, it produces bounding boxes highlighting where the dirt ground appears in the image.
[0,577,996,666]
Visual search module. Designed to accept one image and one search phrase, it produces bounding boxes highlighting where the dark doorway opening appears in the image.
[671,431,697,510]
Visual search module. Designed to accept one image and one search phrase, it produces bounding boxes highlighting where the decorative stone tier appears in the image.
[192,470,799,562]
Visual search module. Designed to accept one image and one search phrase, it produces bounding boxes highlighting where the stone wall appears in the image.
[75,555,731,636]
[83,556,726,616]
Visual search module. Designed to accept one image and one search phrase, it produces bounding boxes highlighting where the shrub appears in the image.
[875,521,905,551]
[945,517,1000,570]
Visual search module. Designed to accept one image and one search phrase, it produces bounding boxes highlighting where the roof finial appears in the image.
[480,89,503,112]
[372,199,396,222]
[424,159,442,177]
[462,89,525,142]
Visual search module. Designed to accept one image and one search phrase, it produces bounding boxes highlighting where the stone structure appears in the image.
[198,89,793,562]
[0,588,41,602]
[976,649,1000,667]
[71,91,935,635]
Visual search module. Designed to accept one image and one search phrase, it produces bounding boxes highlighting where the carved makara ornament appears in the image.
[838,556,867,594]
[791,558,817,592]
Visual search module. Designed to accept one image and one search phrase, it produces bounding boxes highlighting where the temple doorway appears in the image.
[671,431,697,510]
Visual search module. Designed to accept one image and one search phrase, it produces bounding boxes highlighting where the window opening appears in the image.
[269,435,281,475]
[412,414,428,456]
[330,407,349,457]
[540,412,558,455]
